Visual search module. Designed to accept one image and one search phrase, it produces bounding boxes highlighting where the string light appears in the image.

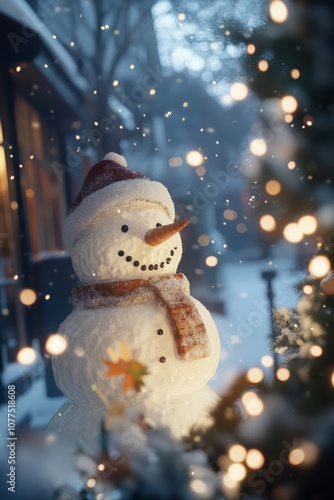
[247,44,256,54]
[258,60,269,72]
[241,391,264,416]
[206,256,218,267]
[227,463,247,482]
[287,161,296,169]
[288,448,305,466]
[310,345,322,357]
[261,355,273,367]
[303,285,313,295]
[290,68,300,79]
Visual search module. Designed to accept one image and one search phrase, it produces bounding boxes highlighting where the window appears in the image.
[15,94,67,255]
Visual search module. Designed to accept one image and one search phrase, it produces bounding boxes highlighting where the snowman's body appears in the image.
[47,154,221,445]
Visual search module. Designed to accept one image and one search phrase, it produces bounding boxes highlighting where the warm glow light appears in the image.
[227,463,247,482]
[308,255,331,278]
[189,479,208,495]
[19,288,37,306]
[168,157,183,167]
[261,355,273,367]
[178,13,186,21]
[258,60,269,72]
[17,347,37,365]
[112,80,119,87]
[16,66,22,72]
[246,449,265,469]
[283,223,304,243]
[281,95,298,113]
[288,161,296,170]
[310,345,323,357]
[250,138,267,156]
[298,215,317,235]
[247,44,256,54]
[206,256,218,267]
[45,334,68,356]
[304,115,313,126]
[288,448,305,466]
[224,209,238,221]
[291,68,300,79]
[97,463,105,471]
[265,180,281,195]
[331,371,334,388]
[276,367,290,381]
[222,473,237,489]
[230,82,249,101]
[303,285,313,295]
[228,444,247,463]
[149,89,156,96]
[247,367,264,383]
[269,1,289,23]
[260,215,276,232]
[25,188,35,198]
[285,114,293,123]
[241,391,264,416]
[86,477,97,488]
[185,150,204,167]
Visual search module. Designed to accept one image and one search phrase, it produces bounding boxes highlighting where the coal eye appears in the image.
[121,225,129,233]
[156,223,162,227]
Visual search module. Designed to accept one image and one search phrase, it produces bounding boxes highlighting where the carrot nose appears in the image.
[144,220,189,246]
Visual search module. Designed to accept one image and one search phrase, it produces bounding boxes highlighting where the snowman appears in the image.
[47,153,220,445]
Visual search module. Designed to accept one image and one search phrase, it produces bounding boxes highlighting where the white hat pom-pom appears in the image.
[103,152,128,167]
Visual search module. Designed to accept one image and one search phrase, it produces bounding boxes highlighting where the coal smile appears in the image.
[117,247,177,271]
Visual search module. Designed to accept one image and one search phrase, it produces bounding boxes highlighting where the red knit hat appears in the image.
[64,153,175,248]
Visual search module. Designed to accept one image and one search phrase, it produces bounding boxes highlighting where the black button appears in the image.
[160,262,164,268]
[118,250,124,256]
[149,264,154,270]
[134,261,139,267]
[121,225,129,233]
[141,265,146,271]
[159,356,166,363]
[156,223,162,227]
[157,329,163,335]
[166,258,171,264]
[154,264,158,270]
[170,250,174,256]
[126,256,132,262]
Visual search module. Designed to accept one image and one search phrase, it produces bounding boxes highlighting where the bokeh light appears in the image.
[260,215,276,232]
[246,449,265,469]
[258,60,269,72]
[168,156,183,167]
[310,345,322,357]
[308,255,331,278]
[247,44,256,54]
[288,448,305,466]
[19,288,37,306]
[185,150,204,167]
[241,391,264,416]
[269,1,289,23]
[224,209,238,220]
[303,285,313,295]
[283,223,304,243]
[290,68,300,79]
[265,179,281,195]
[298,215,317,235]
[17,347,37,365]
[197,235,210,247]
[227,463,247,482]
[247,367,264,383]
[281,95,298,113]
[261,355,273,367]
[228,444,247,462]
[250,138,267,156]
[205,256,218,267]
[230,82,249,101]
[276,367,290,381]
[45,333,68,356]
[287,161,296,169]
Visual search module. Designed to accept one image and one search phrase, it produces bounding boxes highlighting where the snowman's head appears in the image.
[64,153,188,284]
[71,203,187,283]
